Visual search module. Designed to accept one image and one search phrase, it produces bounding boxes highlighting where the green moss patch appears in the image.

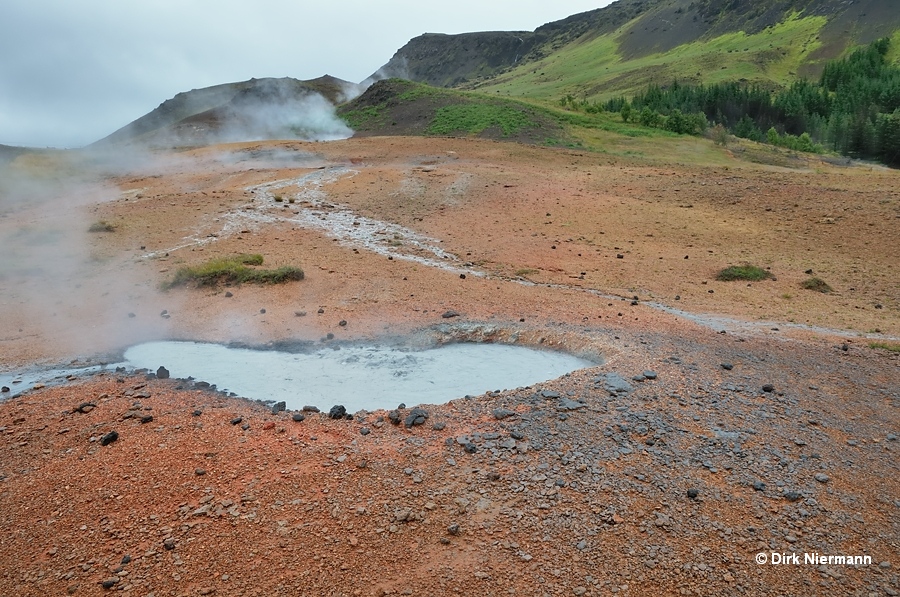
[164,254,303,289]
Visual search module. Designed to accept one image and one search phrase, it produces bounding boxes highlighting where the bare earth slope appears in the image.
[0,137,898,596]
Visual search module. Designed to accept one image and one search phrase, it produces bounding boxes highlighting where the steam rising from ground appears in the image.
[0,154,170,370]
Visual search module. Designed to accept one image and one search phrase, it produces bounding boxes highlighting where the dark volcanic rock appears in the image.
[99,431,119,446]
[404,408,429,428]
[302,405,320,413]
[230,417,243,425]
[156,366,170,379]
[328,405,347,419]
[271,401,286,414]
[441,310,460,319]
[601,373,633,395]
[492,408,516,420]
[291,413,305,422]
[74,402,96,414]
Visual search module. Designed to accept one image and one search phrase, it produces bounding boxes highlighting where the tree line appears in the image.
[559,37,900,167]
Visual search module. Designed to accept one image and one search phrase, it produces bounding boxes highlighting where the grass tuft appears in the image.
[801,277,833,293]
[88,220,116,233]
[715,264,773,282]
[163,254,303,289]
[869,342,900,353]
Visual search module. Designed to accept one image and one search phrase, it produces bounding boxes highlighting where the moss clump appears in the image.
[88,220,116,233]
[716,265,773,282]
[801,277,833,293]
[869,342,900,353]
[164,254,303,289]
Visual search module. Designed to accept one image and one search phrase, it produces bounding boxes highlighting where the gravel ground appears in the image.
[1,324,897,596]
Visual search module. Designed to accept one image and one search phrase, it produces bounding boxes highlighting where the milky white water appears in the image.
[122,341,594,412]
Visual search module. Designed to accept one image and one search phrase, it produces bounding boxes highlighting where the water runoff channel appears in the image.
[1,342,595,413]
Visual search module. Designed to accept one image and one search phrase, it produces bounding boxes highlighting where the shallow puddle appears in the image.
[122,341,594,412]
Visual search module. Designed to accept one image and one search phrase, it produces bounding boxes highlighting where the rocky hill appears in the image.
[93,76,359,147]
[374,0,900,99]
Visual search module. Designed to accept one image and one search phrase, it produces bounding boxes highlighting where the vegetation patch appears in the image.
[88,220,116,233]
[338,79,570,145]
[801,277,833,293]
[716,264,773,282]
[164,254,303,289]
[427,104,534,136]
[869,342,900,353]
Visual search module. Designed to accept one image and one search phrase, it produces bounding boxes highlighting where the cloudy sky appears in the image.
[1,0,614,148]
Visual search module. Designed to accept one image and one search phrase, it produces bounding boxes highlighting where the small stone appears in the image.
[1,386,8,393]
[687,488,700,499]
[230,417,243,425]
[259,308,266,314]
[271,401,286,414]
[163,537,175,550]
[302,405,320,413]
[74,402,96,414]
[432,422,446,431]
[388,410,402,425]
[99,431,118,446]
[317,308,325,314]
[291,413,305,422]
[195,468,206,476]
[441,310,461,319]
[464,443,477,454]
[642,370,657,380]
[492,408,516,420]
[814,473,830,483]
[121,555,131,565]
[447,523,460,536]
[224,291,233,297]
[752,480,766,492]
[360,428,371,436]
[404,408,429,428]
[762,384,776,393]
[100,577,119,589]
[241,423,250,431]
[328,405,347,419]
[339,320,347,327]
[783,491,802,502]
[192,410,202,417]
[721,363,733,371]
[139,415,154,424]
[156,366,170,379]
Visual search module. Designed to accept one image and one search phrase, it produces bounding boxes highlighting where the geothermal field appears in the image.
[0,136,898,596]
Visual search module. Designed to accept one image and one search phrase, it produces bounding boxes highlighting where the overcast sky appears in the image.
[0,0,614,148]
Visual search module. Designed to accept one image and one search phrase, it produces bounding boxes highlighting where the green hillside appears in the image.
[471,12,832,101]
[375,0,900,105]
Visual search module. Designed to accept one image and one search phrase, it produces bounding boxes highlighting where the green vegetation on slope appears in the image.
[473,13,828,102]
[593,38,900,166]
[338,79,573,144]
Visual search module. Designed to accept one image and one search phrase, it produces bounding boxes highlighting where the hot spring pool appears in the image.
[122,341,594,412]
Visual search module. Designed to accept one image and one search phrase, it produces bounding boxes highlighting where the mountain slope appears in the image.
[374,0,900,101]
[93,76,359,147]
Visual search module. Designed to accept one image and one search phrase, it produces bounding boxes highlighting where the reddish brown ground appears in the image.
[0,137,898,596]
